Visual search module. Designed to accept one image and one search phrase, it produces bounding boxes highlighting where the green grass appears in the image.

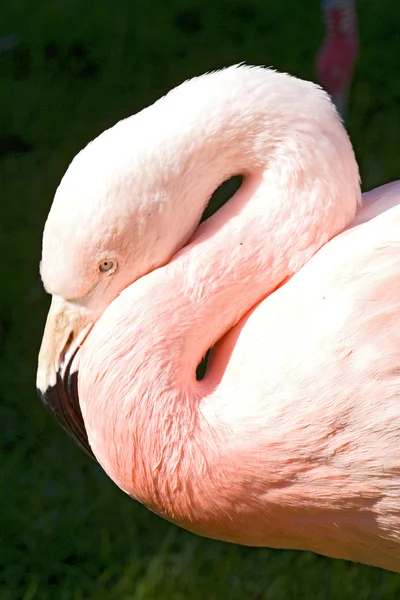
[1,1,400,598]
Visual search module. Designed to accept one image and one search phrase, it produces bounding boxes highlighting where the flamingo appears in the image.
[36,65,400,571]
[316,0,359,119]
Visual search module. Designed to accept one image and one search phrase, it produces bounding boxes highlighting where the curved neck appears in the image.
[80,68,361,525]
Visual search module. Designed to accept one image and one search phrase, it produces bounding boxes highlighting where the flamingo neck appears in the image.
[80,71,361,531]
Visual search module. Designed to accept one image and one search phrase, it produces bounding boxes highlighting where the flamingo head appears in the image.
[35,89,206,455]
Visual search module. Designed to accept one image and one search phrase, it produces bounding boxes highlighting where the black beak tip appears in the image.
[37,373,95,460]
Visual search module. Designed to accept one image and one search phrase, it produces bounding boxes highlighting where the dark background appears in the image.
[1,1,399,598]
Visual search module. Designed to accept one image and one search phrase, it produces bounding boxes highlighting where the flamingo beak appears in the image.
[36,296,95,458]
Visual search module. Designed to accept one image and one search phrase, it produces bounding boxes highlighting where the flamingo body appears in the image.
[37,66,400,571]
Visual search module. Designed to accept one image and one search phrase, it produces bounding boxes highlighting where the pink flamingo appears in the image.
[37,66,400,571]
[316,0,359,119]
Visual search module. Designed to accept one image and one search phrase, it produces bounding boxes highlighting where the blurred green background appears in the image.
[1,1,399,598]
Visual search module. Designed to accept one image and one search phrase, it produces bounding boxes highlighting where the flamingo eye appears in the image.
[99,260,117,274]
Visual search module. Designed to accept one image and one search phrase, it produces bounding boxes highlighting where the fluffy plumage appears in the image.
[37,65,400,571]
